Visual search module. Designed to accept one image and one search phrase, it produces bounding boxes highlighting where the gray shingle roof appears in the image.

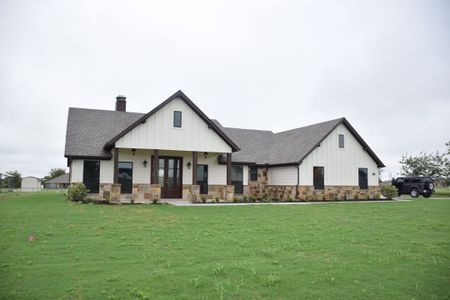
[215,118,345,165]
[65,108,384,167]
[45,173,70,184]
[64,108,144,158]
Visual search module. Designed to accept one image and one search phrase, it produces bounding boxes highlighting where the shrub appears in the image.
[354,193,359,200]
[243,196,248,202]
[215,197,220,203]
[249,195,256,202]
[381,185,398,200]
[200,194,207,203]
[152,198,159,204]
[374,192,381,200]
[233,196,239,203]
[66,183,88,202]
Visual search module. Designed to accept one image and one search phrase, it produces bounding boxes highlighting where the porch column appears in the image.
[151,149,159,184]
[226,153,232,185]
[113,148,119,184]
[192,152,198,185]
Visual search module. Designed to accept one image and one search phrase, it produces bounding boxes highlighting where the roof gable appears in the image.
[218,118,384,167]
[104,90,239,152]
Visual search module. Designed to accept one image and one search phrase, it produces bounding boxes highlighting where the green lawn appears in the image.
[433,187,450,198]
[0,193,449,299]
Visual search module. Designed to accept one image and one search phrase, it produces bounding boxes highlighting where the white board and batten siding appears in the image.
[70,150,234,186]
[268,166,297,186]
[70,159,114,184]
[115,98,232,154]
[299,123,379,186]
[268,124,379,186]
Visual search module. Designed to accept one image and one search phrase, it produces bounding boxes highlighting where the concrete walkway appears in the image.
[160,198,410,207]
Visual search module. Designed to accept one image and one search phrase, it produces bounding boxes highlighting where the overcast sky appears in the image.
[1,0,449,179]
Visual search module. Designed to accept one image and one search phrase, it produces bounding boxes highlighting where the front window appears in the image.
[118,162,133,194]
[83,160,100,193]
[313,166,324,190]
[173,111,182,128]
[249,166,258,181]
[232,166,243,194]
[358,168,368,189]
[197,165,208,194]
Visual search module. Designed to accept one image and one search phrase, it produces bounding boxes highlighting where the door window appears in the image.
[118,162,133,194]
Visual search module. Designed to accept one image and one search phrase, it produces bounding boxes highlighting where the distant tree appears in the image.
[2,171,22,188]
[446,140,450,155]
[43,168,66,182]
[399,142,450,180]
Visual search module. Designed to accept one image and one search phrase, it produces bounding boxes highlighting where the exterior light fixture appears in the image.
[204,152,208,159]
[143,160,148,168]
[131,148,136,156]
[187,161,191,169]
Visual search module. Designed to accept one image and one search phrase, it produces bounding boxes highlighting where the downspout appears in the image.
[295,163,300,199]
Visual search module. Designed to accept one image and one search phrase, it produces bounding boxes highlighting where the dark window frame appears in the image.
[249,166,258,181]
[313,166,324,190]
[118,161,133,194]
[231,165,244,194]
[358,168,368,190]
[83,160,100,193]
[196,164,208,194]
[173,111,182,128]
[339,134,344,148]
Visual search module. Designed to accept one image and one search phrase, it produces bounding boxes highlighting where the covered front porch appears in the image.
[98,148,236,203]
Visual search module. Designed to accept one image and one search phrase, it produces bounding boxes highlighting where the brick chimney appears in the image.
[115,95,126,112]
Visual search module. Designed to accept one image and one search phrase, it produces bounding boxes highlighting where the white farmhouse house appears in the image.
[64,90,384,203]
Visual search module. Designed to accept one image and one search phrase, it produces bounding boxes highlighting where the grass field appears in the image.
[0,192,449,299]
[433,187,450,198]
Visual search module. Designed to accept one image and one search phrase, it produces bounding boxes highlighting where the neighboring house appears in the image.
[64,90,384,203]
[21,177,42,192]
[45,173,70,189]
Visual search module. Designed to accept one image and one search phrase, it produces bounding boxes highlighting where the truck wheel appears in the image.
[410,188,419,198]
[423,191,432,198]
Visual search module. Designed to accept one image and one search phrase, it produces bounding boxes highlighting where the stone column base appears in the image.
[225,185,235,202]
[100,183,121,203]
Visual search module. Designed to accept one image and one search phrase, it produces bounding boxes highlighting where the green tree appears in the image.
[399,142,450,180]
[43,168,66,182]
[1,171,22,188]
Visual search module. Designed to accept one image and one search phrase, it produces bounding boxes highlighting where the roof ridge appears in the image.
[274,117,344,135]
[69,107,145,115]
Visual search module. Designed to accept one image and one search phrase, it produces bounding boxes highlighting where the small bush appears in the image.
[249,195,256,202]
[354,194,359,200]
[374,192,381,200]
[66,183,88,202]
[287,195,293,202]
[200,194,207,203]
[152,198,159,204]
[381,185,398,200]
[233,196,239,203]
[215,197,220,203]
[243,196,248,202]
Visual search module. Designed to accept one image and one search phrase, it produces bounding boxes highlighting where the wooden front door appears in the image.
[156,156,183,198]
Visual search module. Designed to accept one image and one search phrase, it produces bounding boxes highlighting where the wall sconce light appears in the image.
[131,148,136,156]
[187,161,191,169]
[143,160,148,168]
[204,152,208,159]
